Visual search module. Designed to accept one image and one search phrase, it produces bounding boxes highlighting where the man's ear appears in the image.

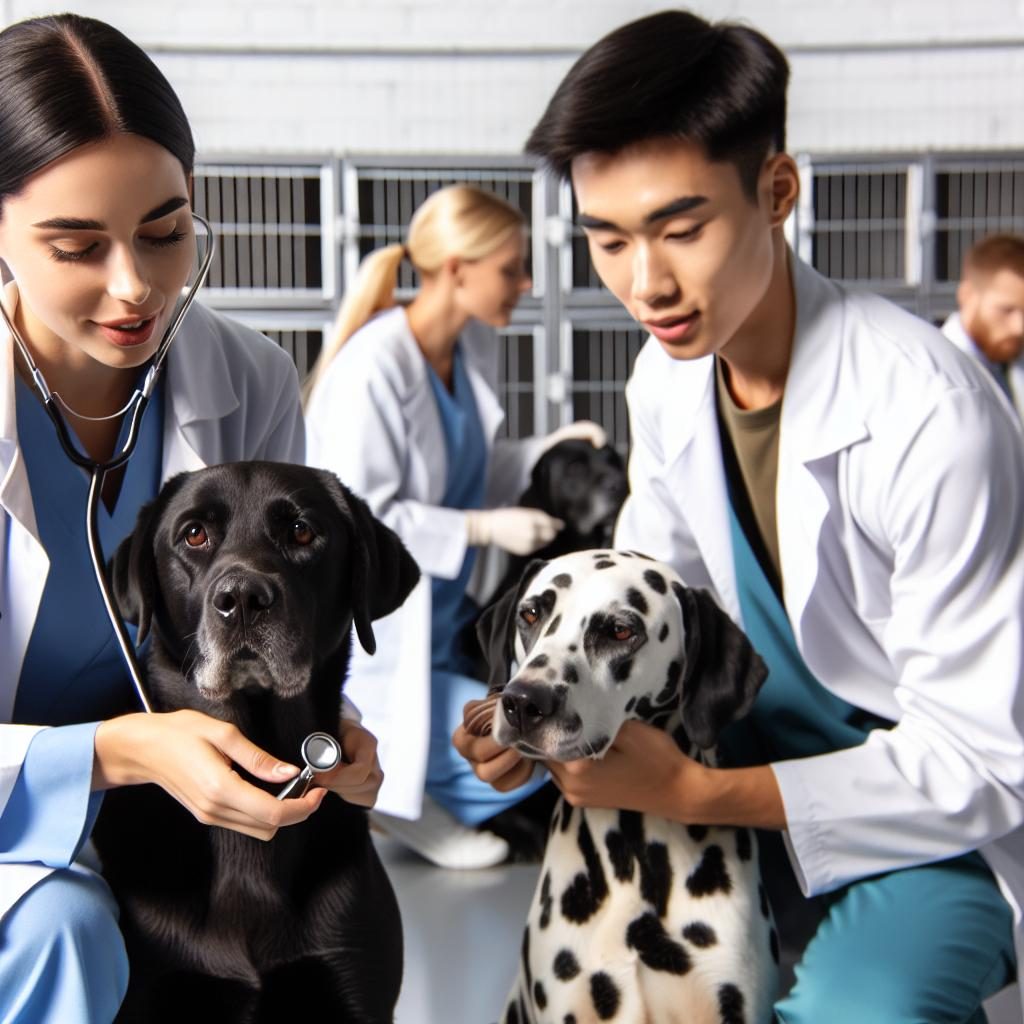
[475,559,547,694]
[318,470,420,656]
[673,583,768,750]
[763,152,799,228]
[108,472,190,645]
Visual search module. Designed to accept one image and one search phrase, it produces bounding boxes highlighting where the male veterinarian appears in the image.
[454,11,1024,1022]
[942,233,1024,423]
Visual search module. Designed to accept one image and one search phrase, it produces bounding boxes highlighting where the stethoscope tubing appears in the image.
[3,213,217,713]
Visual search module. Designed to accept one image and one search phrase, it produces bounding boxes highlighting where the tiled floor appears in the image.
[377,835,1022,1024]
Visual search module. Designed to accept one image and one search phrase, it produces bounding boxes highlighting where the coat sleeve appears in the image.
[305,345,470,580]
[773,387,1024,895]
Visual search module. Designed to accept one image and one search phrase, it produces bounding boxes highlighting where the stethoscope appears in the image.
[1,212,217,714]
[4,212,344,799]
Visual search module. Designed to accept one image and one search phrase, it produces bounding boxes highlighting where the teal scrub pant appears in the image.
[721,499,1017,1023]
[775,853,1015,1023]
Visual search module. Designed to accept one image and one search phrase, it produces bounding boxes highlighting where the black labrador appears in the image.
[92,461,419,1024]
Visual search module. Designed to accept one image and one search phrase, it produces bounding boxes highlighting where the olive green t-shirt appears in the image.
[715,356,783,585]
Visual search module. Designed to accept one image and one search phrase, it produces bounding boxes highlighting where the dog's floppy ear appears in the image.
[673,583,768,750]
[318,471,420,656]
[109,472,191,645]
[476,559,547,694]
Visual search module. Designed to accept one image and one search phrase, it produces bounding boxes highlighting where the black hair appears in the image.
[525,10,789,199]
[0,13,194,212]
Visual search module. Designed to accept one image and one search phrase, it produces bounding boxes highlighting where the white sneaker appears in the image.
[371,794,510,870]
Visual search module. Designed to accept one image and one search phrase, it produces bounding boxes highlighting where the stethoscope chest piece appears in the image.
[276,731,343,800]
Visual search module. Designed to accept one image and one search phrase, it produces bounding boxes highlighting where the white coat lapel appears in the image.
[659,355,741,622]
[0,298,49,723]
[777,258,868,641]
[162,307,239,479]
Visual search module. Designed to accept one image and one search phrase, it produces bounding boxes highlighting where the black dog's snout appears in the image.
[210,571,277,628]
[502,681,564,734]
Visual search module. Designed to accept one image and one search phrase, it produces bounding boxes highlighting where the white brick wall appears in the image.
[4,0,1023,156]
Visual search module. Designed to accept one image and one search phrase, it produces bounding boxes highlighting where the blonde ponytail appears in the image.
[303,242,405,404]
[305,185,524,405]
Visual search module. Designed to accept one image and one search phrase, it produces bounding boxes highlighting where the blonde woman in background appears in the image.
[305,185,605,868]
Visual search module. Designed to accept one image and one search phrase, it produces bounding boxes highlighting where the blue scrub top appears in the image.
[426,346,487,671]
[12,373,165,726]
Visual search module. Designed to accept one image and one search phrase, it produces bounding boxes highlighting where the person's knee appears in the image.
[3,870,128,1018]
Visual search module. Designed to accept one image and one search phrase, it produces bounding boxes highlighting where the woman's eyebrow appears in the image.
[32,195,189,231]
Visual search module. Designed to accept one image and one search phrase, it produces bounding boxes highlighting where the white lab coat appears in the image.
[305,307,545,819]
[0,292,304,925]
[615,253,1024,1015]
[942,311,1024,422]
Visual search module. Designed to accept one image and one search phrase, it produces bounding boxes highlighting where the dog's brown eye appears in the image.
[184,523,208,548]
[613,624,634,642]
[291,521,315,546]
[519,605,539,626]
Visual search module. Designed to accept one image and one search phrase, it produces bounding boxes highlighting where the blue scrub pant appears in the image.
[0,867,127,1023]
[427,669,549,827]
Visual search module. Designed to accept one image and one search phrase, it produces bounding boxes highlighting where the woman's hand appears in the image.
[93,710,324,841]
[316,719,384,808]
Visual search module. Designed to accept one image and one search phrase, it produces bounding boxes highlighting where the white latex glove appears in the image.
[541,420,607,454]
[465,507,565,555]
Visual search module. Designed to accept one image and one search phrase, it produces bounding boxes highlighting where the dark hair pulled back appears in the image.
[0,13,194,212]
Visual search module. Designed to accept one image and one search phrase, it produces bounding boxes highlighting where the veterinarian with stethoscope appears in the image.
[457,13,1024,1023]
[0,15,383,1022]
[305,184,606,868]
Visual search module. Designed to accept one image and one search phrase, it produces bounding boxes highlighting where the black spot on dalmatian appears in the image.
[625,912,691,974]
[539,871,553,929]
[718,983,746,1024]
[658,622,669,643]
[594,560,616,570]
[643,569,668,594]
[505,1002,519,1024]
[560,800,573,833]
[591,551,609,559]
[604,812,672,917]
[528,654,549,669]
[563,663,579,684]
[533,980,547,1011]
[626,587,648,615]
[758,882,770,918]
[611,656,633,684]
[735,826,752,862]
[770,927,780,964]
[589,972,621,1020]
[522,926,533,994]
[561,817,609,924]
[552,573,573,589]
[568,643,578,653]
[545,614,563,637]
[653,659,682,704]
[553,949,581,981]
[564,1016,576,1024]
[682,921,718,948]
[624,696,637,713]
[686,844,732,898]
[630,550,655,561]
[620,551,634,558]
[687,824,709,843]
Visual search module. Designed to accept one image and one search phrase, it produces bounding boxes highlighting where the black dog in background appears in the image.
[92,462,419,1024]
[496,438,628,595]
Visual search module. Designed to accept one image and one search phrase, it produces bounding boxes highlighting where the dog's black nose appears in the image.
[210,572,277,628]
[502,682,563,735]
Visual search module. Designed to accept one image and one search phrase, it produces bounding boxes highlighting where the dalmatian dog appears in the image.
[474,550,779,1024]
